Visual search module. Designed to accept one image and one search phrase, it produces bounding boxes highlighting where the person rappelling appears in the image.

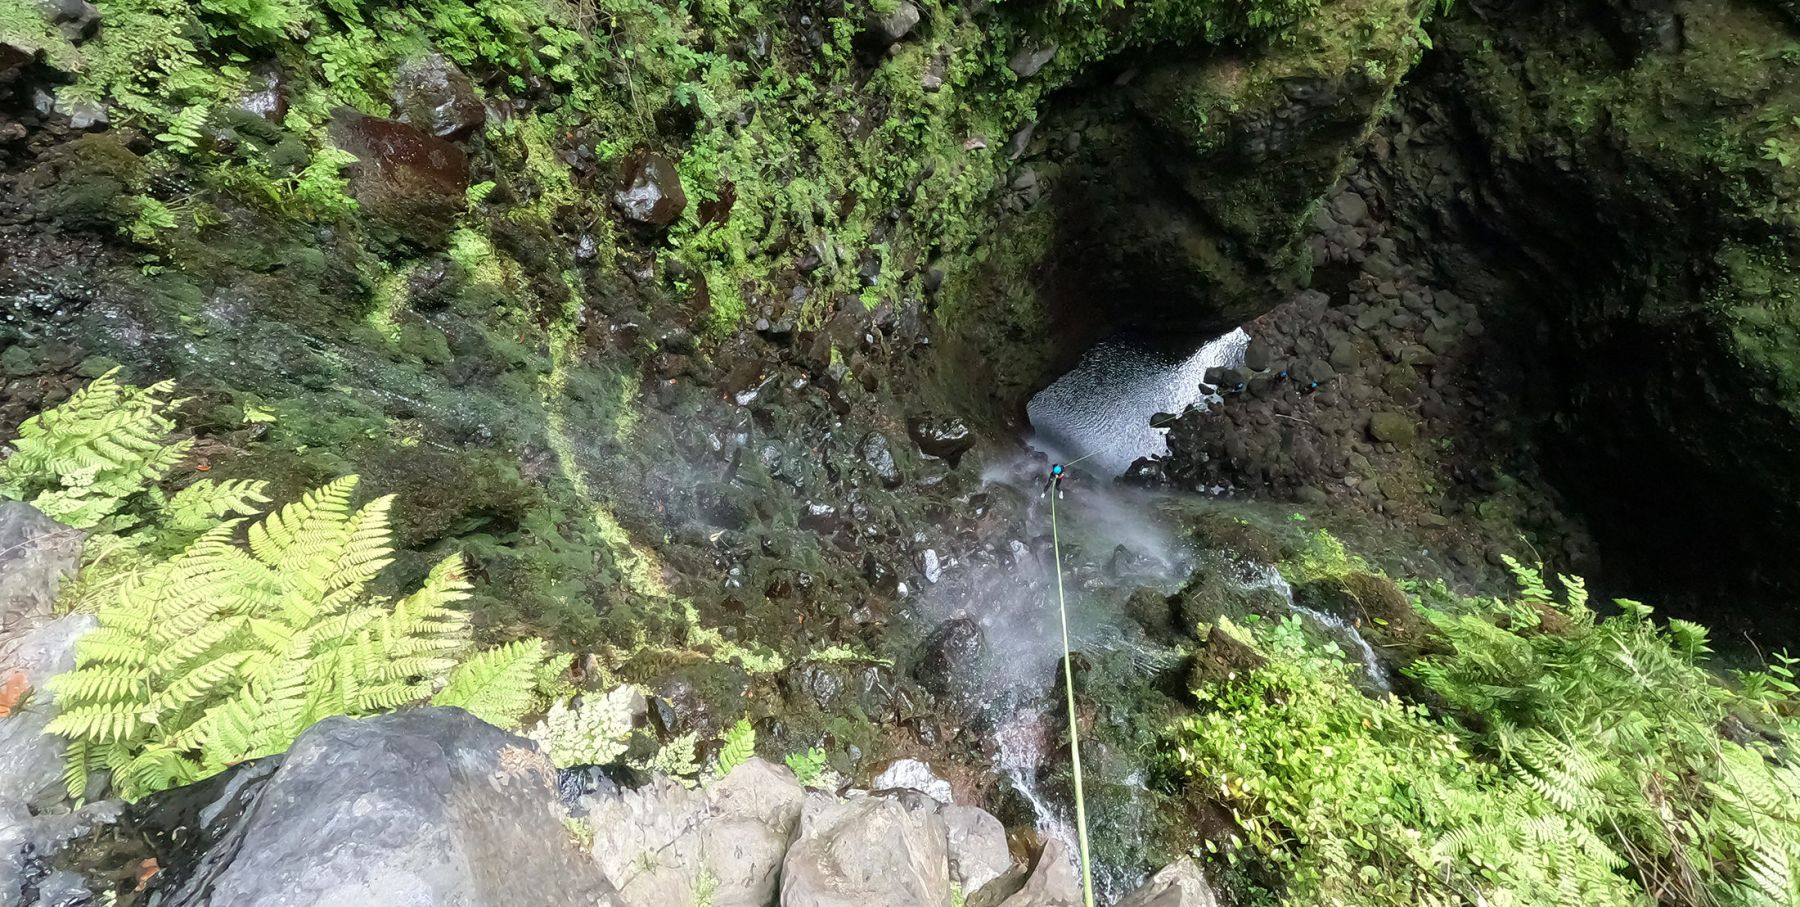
[1043,463,1067,499]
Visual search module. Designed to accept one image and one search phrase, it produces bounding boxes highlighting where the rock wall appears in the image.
[1370,0,1800,624]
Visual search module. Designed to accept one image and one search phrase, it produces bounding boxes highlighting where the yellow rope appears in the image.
[1050,489,1098,907]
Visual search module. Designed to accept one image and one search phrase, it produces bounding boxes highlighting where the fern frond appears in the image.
[431,638,549,727]
[713,718,755,777]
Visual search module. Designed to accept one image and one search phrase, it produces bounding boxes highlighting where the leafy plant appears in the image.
[0,370,193,531]
[711,717,755,778]
[528,686,638,767]
[1281,529,1369,584]
[785,747,828,787]
[1412,568,1800,907]
[1166,616,1636,906]
[46,476,551,799]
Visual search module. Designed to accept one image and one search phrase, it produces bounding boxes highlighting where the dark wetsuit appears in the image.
[1043,463,1066,499]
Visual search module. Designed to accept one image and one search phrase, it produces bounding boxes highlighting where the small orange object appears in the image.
[195,463,212,472]
[0,671,28,718]
[135,858,160,891]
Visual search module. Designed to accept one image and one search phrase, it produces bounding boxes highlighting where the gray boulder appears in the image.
[870,789,1012,895]
[781,791,952,907]
[584,757,803,907]
[1009,43,1057,79]
[0,613,95,809]
[158,708,618,907]
[1114,859,1219,907]
[863,0,920,46]
[391,53,487,141]
[969,839,1080,907]
[940,803,1011,894]
[0,502,83,634]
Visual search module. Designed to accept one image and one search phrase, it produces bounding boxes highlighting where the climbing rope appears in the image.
[1048,490,1098,907]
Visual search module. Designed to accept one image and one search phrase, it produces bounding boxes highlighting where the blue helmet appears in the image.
[1051,464,1064,476]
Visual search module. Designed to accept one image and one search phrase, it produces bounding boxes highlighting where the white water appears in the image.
[1233,563,1393,691]
[1027,328,1251,475]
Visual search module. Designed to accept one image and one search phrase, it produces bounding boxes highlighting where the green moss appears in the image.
[42,134,145,230]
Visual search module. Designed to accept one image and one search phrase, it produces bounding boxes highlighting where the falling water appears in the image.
[1233,563,1393,691]
[1028,328,1251,475]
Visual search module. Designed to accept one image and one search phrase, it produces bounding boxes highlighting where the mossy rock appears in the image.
[1294,571,1443,664]
[1186,623,1269,693]
[36,133,142,229]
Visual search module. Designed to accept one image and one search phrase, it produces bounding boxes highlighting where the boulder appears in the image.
[233,64,288,123]
[940,803,1010,893]
[860,432,904,489]
[614,150,687,230]
[152,708,618,906]
[0,502,83,633]
[1367,411,1417,447]
[1009,43,1057,79]
[36,0,98,41]
[1242,336,1272,372]
[781,792,952,907]
[969,839,1081,907]
[328,109,468,242]
[0,613,95,809]
[584,757,803,907]
[905,416,975,466]
[914,617,983,696]
[862,0,920,46]
[391,53,486,141]
[1114,858,1219,907]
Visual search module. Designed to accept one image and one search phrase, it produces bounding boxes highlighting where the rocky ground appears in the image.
[1137,165,1595,593]
[0,498,1218,906]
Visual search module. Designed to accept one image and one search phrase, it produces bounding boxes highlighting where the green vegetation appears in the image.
[46,476,560,800]
[785,747,829,786]
[1171,616,1638,905]
[0,370,257,534]
[1165,554,1800,906]
[0,372,558,799]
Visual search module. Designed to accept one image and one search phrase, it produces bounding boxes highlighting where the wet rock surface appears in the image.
[1143,167,1591,589]
[328,109,468,241]
[614,150,687,229]
[0,503,82,632]
[391,53,487,141]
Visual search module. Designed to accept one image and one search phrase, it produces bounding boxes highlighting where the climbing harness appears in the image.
[1048,487,1098,907]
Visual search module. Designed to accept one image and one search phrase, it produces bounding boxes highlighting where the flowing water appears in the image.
[1027,328,1251,476]
[922,329,1387,900]
[1232,562,1393,691]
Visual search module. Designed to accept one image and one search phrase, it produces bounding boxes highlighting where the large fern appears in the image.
[46,477,549,799]
[0,371,269,553]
